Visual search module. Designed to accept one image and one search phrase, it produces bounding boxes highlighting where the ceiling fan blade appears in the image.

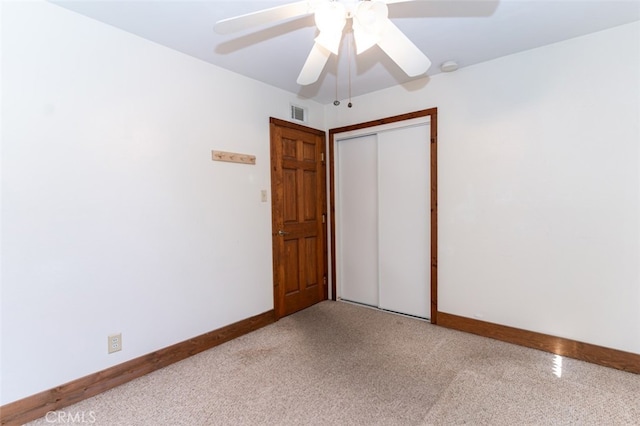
[297,43,331,85]
[214,1,314,34]
[376,19,431,77]
[383,0,499,17]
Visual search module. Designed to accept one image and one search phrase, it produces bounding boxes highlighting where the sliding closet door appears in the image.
[335,120,430,319]
[336,134,378,307]
[377,124,430,318]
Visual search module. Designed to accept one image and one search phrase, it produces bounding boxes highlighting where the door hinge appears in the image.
[323,276,327,286]
[321,152,325,163]
[322,213,326,223]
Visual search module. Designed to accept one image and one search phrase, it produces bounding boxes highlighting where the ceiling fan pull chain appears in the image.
[333,53,340,106]
[348,31,353,108]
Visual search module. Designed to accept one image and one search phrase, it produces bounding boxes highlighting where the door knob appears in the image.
[278,230,289,236]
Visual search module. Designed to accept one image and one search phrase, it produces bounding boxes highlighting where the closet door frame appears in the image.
[328,108,439,324]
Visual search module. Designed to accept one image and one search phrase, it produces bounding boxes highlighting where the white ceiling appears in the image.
[51,0,640,104]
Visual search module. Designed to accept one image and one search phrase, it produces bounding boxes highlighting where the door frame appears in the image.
[328,108,439,324]
[269,117,328,320]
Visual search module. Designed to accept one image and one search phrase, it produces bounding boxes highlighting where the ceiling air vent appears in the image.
[290,104,307,123]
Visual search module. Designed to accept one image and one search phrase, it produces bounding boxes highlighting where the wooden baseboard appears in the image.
[438,311,640,374]
[0,310,275,426]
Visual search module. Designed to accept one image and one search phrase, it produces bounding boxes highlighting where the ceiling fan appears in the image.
[214,0,432,86]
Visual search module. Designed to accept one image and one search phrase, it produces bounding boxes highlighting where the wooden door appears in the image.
[270,118,327,319]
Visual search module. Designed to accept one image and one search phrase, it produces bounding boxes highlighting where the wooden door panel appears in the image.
[304,237,318,288]
[270,118,327,319]
[303,171,317,221]
[282,137,297,159]
[283,169,298,223]
[284,240,300,295]
[303,141,317,162]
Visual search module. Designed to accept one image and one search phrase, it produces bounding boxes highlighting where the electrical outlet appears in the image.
[261,189,268,202]
[108,333,122,354]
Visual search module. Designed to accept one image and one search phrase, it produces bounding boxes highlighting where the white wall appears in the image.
[326,21,640,355]
[0,1,325,405]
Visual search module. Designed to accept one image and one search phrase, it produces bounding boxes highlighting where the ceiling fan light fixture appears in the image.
[355,1,388,31]
[314,2,347,54]
[352,1,388,54]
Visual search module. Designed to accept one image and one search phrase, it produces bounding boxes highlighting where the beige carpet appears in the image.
[27,301,639,425]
